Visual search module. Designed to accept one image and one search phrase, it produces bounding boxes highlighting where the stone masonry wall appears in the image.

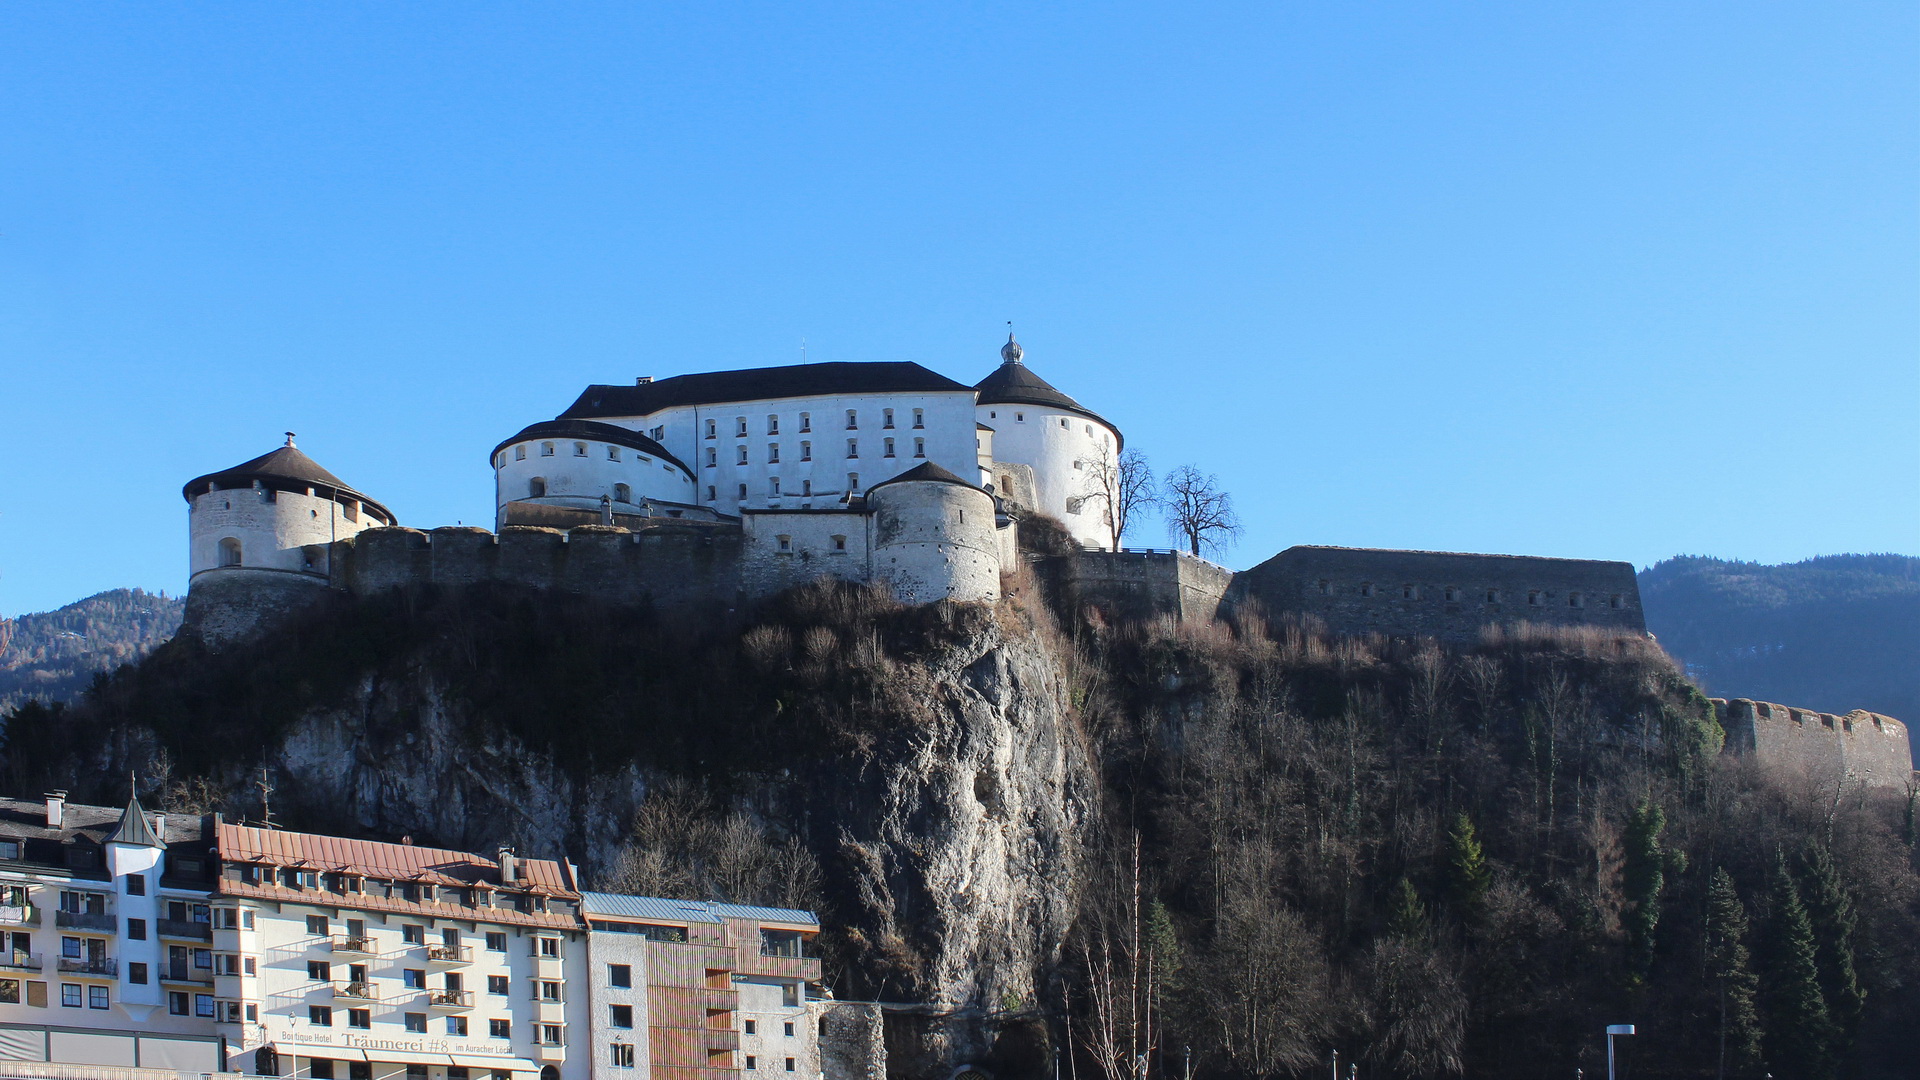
[1717,698,1914,788]
[1053,550,1234,624]
[1227,545,1645,641]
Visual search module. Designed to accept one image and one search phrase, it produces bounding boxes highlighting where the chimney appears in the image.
[44,792,65,829]
[498,847,516,882]
[635,376,652,385]
[155,815,167,843]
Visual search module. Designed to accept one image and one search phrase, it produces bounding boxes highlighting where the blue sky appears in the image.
[1,2,1914,616]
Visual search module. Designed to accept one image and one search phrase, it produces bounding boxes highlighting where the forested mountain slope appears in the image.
[0,565,1913,1079]
[1639,555,1919,731]
[0,589,184,713]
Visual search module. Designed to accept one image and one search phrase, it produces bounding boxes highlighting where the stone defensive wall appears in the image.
[1050,549,1234,624]
[1716,698,1914,789]
[335,524,746,610]
[1225,545,1646,640]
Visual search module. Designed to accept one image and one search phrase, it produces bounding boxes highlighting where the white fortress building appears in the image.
[181,336,1127,635]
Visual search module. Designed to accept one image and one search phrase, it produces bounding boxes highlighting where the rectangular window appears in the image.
[349,1064,371,1080]
[402,925,425,944]
[125,874,145,896]
[608,446,620,461]
[128,962,147,985]
[446,1016,467,1036]
[784,1022,795,1037]
[745,1020,756,1035]
[770,478,781,497]
[244,957,256,976]
[848,472,859,493]
[127,919,146,940]
[737,482,747,500]
[309,1060,335,1080]
[245,1003,257,1022]
[308,961,330,982]
[799,412,811,432]
[737,445,749,465]
[488,975,509,995]
[0,980,16,1005]
[845,410,857,430]
[611,1003,633,1028]
[786,1059,795,1072]
[609,964,631,988]
[768,443,779,463]
[349,1008,370,1029]
[62,937,80,959]
[491,1018,511,1038]
[913,437,925,458]
[883,438,895,457]
[746,1056,757,1071]
[883,408,894,428]
[403,969,425,989]
[574,442,587,457]
[768,415,779,435]
[610,1044,635,1068]
[168,991,188,1015]
[800,441,811,461]
[88,985,108,1009]
[912,408,924,428]
[706,448,716,467]
[736,417,748,437]
[309,1005,332,1027]
[847,439,858,458]
[705,419,716,438]
[515,445,527,460]
[405,1013,427,1033]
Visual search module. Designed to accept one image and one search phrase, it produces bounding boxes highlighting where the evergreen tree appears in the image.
[1386,876,1427,942]
[1797,845,1865,1058]
[1445,813,1490,926]
[1761,855,1837,1080]
[1622,800,1668,981]
[1704,867,1762,1078]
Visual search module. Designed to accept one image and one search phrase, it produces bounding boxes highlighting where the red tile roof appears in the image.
[216,823,573,893]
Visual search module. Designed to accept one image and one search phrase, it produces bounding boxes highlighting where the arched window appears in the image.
[218,537,243,567]
[614,484,632,503]
[529,477,547,498]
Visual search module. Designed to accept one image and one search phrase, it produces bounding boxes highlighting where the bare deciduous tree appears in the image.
[1083,446,1159,550]
[1161,465,1240,558]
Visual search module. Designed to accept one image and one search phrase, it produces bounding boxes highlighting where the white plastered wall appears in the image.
[493,436,697,528]
[189,485,379,581]
[974,404,1120,550]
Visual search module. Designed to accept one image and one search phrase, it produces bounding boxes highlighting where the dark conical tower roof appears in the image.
[182,435,395,524]
[105,793,161,848]
[867,460,985,494]
[974,335,1118,438]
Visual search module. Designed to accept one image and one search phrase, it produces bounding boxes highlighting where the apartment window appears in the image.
[125,874,145,896]
[541,1024,563,1046]
[514,445,527,461]
[404,1013,427,1033]
[488,975,509,995]
[347,963,366,983]
[88,985,108,1009]
[609,964,631,988]
[784,1022,795,1037]
[845,410,857,429]
[446,1016,468,1036]
[243,957,255,975]
[785,1059,795,1072]
[309,1005,332,1027]
[127,918,146,940]
[800,441,812,461]
[308,961,331,981]
[540,442,555,457]
[882,408,894,429]
[348,1008,370,1029]
[128,962,147,985]
[705,419,717,438]
[310,1061,335,1080]
[610,1004,634,1029]
[403,969,425,989]
[610,1044,635,1069]
[746,1057,757,1071]
[573,442,588,457]
[307,915,328,936]
[538,937,561,958]
[883,438,895,458]
[245,1003,257,1022]
[539,981,562,1001]
[168,991,188,1015]
[912,408,924,428]
[737,445,749,465]
[768,415,780,435]
[402,925,425,945]
[490,1019,511,1039]
[913,438,925,458]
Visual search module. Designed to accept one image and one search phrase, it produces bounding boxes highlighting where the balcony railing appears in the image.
[161,963,212,984]
[0,904,40,926]
[56,957,115,976]
[335,981,378,1002]
[426,989,473,1009]
[54,911,113,932]
[157,919,213,941]
[425,944,471,964]
[0,951,43,971]
[331,935,376,954]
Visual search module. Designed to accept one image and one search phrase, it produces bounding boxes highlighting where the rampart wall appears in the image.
[1227,545,1645,640]
[1051,550,1234,624]
[1717,698,1913,789]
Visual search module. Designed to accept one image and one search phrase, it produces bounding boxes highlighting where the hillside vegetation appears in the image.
[0,569,1913,1079]
[1639,555,1919,728]
[0,589,184,713]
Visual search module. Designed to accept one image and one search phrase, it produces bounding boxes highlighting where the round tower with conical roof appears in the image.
[181,435,395,584]
[975,334,1124,550]
[866,461,1001,602]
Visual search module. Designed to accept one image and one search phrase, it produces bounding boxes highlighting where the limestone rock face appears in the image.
[229,601,1089,1076]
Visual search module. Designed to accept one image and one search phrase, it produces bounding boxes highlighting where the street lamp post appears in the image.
[1607,1024,1635,1080]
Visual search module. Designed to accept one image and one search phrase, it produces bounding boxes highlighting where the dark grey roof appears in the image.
[183,443,395,524]
[974,359,1117,434]
[491,420,693,477]
[866,460,985,494]
[105,795,161,848]
[0,794,211,878]
[560,362,975,419]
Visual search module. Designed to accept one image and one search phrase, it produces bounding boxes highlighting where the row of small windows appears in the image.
[773,535,849,554]
[710,408,924,439]
[507,442,658,469]
[705,437,924,467]
[1316,581,1625,609]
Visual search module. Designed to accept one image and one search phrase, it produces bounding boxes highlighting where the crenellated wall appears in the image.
[1716,698,1913,788]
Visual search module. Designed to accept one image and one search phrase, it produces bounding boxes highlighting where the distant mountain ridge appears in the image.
[0,589,185,713]
[1638,554,1919,735]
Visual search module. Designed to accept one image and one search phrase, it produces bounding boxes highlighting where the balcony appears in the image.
[160,963,212,985]
[334,981,379,1002]
[426,989,473,1009]
[57,957,116,976]
[55,911,114,932]
[158,919,213,941]
[330,935,376,955]
[0,951,43,971]
[425,944,471,964]
[0,904,40,926]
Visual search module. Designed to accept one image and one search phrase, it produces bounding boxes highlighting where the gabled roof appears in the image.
[865,460,985,494]
[104,795,162,848]
[490,420,693,477]
[216,822,572,893]
[560,362,975,419]
[182,442,394,524]
[975,358,1118,436]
